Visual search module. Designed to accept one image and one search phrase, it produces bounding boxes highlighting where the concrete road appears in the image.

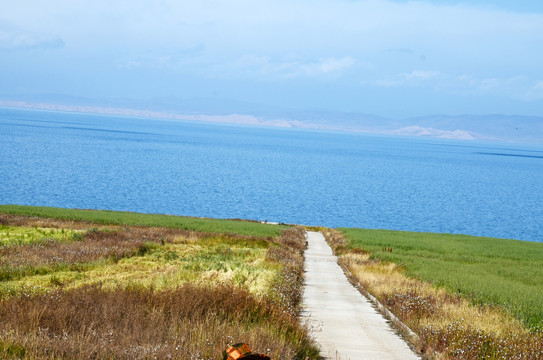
[301,231,420,360]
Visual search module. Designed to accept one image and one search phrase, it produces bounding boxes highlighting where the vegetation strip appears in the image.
[341,265,419,343]
[324,229,543,359]
[0,205,285,237]
[339,227,543,330]
[0,211,318,359]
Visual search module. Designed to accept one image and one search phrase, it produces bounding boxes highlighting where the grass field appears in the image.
[339,228,543,330]
[0,205,285,238]
[0,210,318,359]
[327,228,543,359]
[8,204,543,359]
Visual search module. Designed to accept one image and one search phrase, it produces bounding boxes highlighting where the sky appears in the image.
[1,0,542,119]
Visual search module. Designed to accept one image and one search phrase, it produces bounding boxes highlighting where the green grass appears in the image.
[0,205,285,237]
[340,228,543,330]
[0,225,81,246]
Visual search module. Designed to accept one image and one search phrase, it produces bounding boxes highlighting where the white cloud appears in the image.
[457,75,508,91]
[372,70,543,103]
[452,75,537,100]
[299,57,356,76]
[524,81,543,100]
[208,55,356,79]
[117,45,206,70]
[0,30,64,51]
[374,70,442,87]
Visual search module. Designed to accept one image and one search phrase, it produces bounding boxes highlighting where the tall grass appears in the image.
[267,227,307,316]
[0,215,319,358]
[0,205,285,237]
[0,284,318,359]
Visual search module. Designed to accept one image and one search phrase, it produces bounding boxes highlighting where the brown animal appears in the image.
[223,343,271,360]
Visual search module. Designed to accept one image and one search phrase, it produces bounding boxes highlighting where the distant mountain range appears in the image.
[1,95,542,144]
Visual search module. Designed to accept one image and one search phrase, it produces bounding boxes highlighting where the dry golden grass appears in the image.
[0,213,114,231]
[340,252,527,335]
[323,229,543,360]
[0,284,317,359]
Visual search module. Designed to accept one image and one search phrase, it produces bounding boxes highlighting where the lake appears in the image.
[1,107,542,242]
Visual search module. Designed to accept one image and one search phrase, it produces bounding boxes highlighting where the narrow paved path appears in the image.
[301,231,419,360]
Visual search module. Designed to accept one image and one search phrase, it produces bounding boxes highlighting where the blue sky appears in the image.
[1,0,542,118]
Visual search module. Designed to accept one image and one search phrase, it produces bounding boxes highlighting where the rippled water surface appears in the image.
[1,107,542,242]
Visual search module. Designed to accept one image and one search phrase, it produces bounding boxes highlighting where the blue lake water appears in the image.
[1,107,542,242]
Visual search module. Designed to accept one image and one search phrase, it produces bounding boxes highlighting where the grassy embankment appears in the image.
[0,205,318,359]
[0,205,286,237]
[324,228,543,359]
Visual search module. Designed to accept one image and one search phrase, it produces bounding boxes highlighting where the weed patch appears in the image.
[267,227,307,316]
[420,322,543,359]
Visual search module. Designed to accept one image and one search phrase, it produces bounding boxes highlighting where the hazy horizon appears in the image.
[1,0,543,120]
